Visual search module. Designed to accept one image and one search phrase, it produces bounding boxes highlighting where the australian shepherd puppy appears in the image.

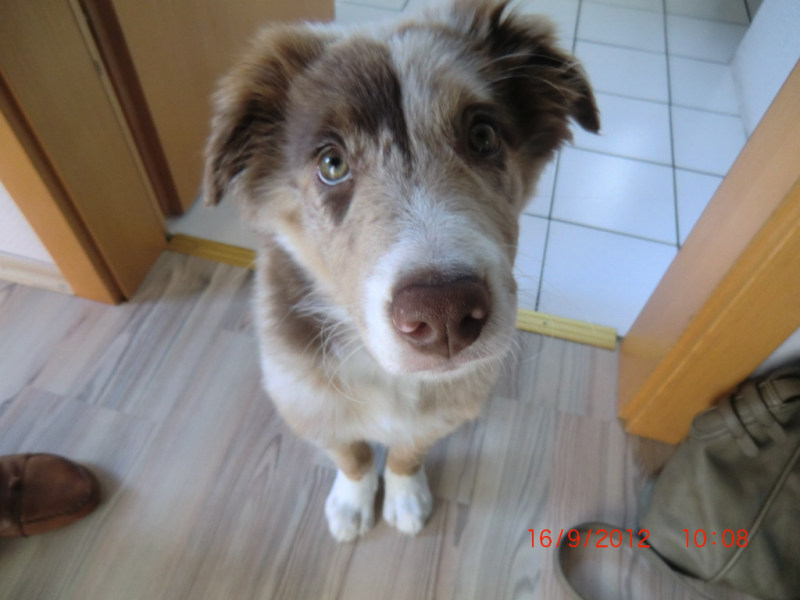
[204,0,598,541]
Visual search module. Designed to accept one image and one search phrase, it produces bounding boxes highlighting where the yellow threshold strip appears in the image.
[168,234,618,350]
[515,309,617,350]
[168,233,257,269]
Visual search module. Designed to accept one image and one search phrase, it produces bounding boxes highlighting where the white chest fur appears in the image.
[259,341,447,448]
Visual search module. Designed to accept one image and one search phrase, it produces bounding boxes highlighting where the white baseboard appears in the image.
[0,252,73,295]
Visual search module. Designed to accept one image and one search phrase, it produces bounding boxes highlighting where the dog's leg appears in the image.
[382,444,434,535]
[324,441,377,542]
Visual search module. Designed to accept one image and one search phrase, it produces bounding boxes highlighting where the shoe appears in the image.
[0,453,101,537]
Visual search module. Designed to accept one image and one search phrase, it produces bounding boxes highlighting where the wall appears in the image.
[0,179,72,294]
[732,0,800,134]
[0,178,56,263]
[732,0,800,374]
[754,327,800,375]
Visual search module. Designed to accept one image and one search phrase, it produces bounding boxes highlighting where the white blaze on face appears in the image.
[362,186,517,376]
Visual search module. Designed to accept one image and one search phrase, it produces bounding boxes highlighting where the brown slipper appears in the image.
[0,453,101,537]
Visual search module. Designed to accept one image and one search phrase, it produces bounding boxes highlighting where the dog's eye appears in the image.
[468,122,499,156]
[317,148,351,185]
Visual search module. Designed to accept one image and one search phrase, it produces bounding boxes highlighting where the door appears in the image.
[90,0,335,213]
[0,0,166,302]
[618,61,800,444]
[0,0,333,302]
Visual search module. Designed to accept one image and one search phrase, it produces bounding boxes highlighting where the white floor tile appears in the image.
[335,1,398,25]
[539,221,676,334]
[669,56,740,114]
[523,158,557,218]
[514,215,549,310]
[553,148,676,243]
[666,15,747,63]
[573,93,672,165]
[665,0,750,25]
[575,41,668,103]
[675,169,723,245]
[512,0,580,45]
[589,0,662,12]
[168,197,259,250]
[671,106,746,176]
[578,2,665,53]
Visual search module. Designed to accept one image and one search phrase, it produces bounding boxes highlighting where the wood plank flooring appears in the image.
[0,252,755,599]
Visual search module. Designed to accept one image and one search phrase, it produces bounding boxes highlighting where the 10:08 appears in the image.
[683,529,749,548]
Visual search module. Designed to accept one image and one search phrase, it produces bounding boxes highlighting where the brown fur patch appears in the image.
[328,442,374,481]
[261,242,323,358]
[203,26,332,206]
[386,445,427,477]
[285,38,411,165]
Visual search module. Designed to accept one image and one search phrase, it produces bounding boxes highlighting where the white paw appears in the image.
[325,467,378,542]
[382,467,433,535]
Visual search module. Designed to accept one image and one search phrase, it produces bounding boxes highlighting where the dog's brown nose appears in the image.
[391,276,490,358]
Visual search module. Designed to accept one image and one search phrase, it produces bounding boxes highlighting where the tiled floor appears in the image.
[170,0,754,335]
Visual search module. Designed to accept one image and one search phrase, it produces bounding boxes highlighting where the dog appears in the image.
[203,0,598,541]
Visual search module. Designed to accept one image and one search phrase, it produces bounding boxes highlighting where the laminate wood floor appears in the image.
[0,252,755,600]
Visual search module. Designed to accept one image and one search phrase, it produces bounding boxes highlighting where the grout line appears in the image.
[576,38,667,58]
[664,8,749,27]
[671,166,725,180]
[670,164,729,179]
[592,90,668,108]
[589,89,741,119]
[534,151,560,311]
[571,0,582,53]
[582,0,663,17]
[577,37,740,66]
[567,144,671,168]
[667,50,739,66]
[577,38,665,57]
[662,9,751,27]
[534,0,583,312]
[590,89,728,113]
[670,101,741,118]
[671,97,741,118]
[659,52,741,69]
[567,144,730,179]
[662,0,681,248]
[547,217,679,248]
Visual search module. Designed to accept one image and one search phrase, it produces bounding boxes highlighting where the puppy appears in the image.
[204,0,598,541]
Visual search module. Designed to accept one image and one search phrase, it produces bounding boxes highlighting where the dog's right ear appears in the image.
[203,26,331,206]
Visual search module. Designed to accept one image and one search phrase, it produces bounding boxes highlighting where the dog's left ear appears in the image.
[455,0,599,152]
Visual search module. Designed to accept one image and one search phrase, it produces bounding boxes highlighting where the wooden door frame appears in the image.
[618,60,800,444]
[0,76,123,304]
[77,0,183,216]
[1,0,335,304]
[0,0,169,303]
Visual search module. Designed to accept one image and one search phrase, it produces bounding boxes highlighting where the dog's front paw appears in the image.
[382,468,433,535]
[325,467,378,542]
